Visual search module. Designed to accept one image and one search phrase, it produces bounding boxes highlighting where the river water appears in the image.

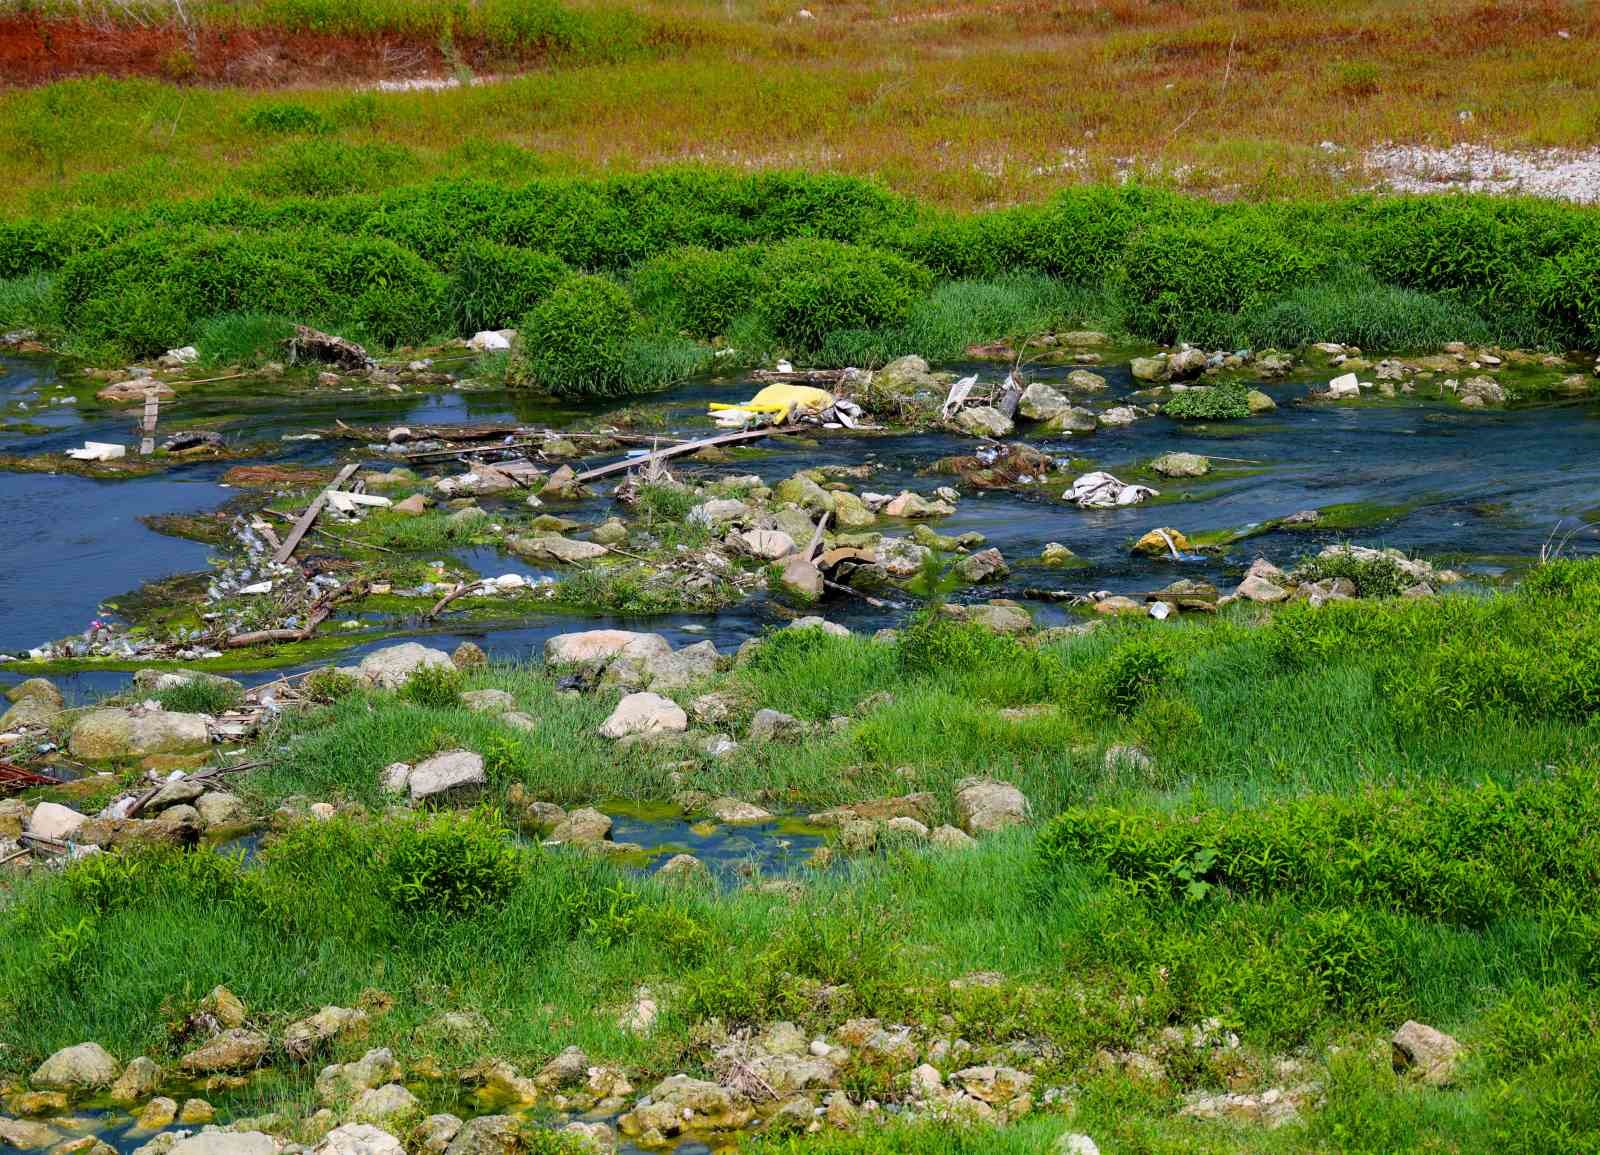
[4,351,1599,699]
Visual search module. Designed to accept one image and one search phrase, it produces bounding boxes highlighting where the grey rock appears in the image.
[358,644,453,690]
[408,751,486,805]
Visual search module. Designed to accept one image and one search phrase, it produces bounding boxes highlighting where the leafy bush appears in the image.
[400,664,463,709]
[1037,769,1600,926]
[1093,638,1177,716]
[1229,270,1494,350]
[630,244,761,338]
[1294,550,1412,598]
[753,239,931,353]
[240,102,333,136]
[1119,214,1317,344]
[446,240,567,335]
[194,311,297,367]
[1162,382,1251,421]
[508,273,644,397]
[386,811,523,921]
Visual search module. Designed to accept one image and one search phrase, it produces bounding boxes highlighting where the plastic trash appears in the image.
[709,384,836,427]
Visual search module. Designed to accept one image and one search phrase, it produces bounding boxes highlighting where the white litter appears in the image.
[1068,471,1158,509]
[66,441,127,462]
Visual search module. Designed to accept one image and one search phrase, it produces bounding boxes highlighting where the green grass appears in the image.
[7,567,1600,1151]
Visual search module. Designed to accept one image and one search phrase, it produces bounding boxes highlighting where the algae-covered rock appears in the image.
[68,710,210,760]
[31,1042,121,1092]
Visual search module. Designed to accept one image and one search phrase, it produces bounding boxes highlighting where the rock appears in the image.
[619,1076,754,1138]
[1099,405,1139,427]
[1056,1135,1100,1155]
[953,548,1008,583]
[736,529,796,560]
[954,778,1028,835]
[1130,356,1167,382]
[196,792,249,827]
[884,491,953,519]
[885,816,929,838]
[954,406,1013,437]
[1150,578,1219,612]
[611,640,719,693]
[599,692,687,739]
[1039,542,1078,567]
[1064,369,1108,391]
[873,355,939,395]
[707,797,773,822]
[774,473,835,515]
[443,1115,522,1155]
[940,602,1032,634]
[1236,570,1289,603]
[1245,389,1276,413]
[1325,372,1361,399]
[830,490,876,530]
[1166,347,1208,380]
[1180,1086,1305,1128]
[1392,1021,1462,1086]
[358,644,453,689]
[285,1006,369,1062]
[1458,375,1506,405]
[953,1064,1033,1105]
[353,1085,422,1128]
[109,1056,163,1104]
[392,494,429,517]
[27,800,88,841]
[468,330,513,352]
[689,499,751,529]
[98,380,176,404]
[560,1121,617,1154]
[512,534,609,563]
[788,616,850,637]
[168,1133,280,1155]
[1017,383,1071,421]
[778,556,824,600]
[748,708,803,742]
[317,1124,405,1155]
[145,779,205,813]
[7,678,62,707]
[180,1029,269,1075]
[461,689,515,715]
[451,642,487,670]
[617,987,658,1035]
[1092,595,1143,616]
[408,751,486,805]
[379,762,413,795]
[551,807,612,845]
[657,853,709,882]
[178,1099,214,1124]
[1150,452,1210,478]
[68,710,210,760]
[1104,745,1154,776]
[136,1097,179,1129]
[412,1116,463,1155]
[0,696,59,730]
[532,1046,589,1092]
[500,711,537,732]
[31,1042,121,1092]
[316,1050,401,1102]
[199,985,248,1029]
[809,794,937,827]
[545,630,670,673]
[1132,527,1192,557]
[1041,405,1099,434]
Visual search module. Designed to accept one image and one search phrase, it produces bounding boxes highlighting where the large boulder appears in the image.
[544,630,671,673]
[511,535,609,564]
[1391,1021,1462,1086]
[316,1124,404,1155]
[284,1006,369,1062]
[31,1042,121,1092]
[358,644,453,689]
[599,693,687,739]
[954,406,1014,438]
[551,807,612,845]
[443,1116,522,1155]
[26,801,88,841]
[68,710,210,760]
[168,1134,280,1155]
[954,778,1029,835]
[0,696,59,730]
[4,677,59,707]
[179,1029,269,1074]
[408,751,486,805]
[1018,383,1071,422]
[618,1076,755,1138]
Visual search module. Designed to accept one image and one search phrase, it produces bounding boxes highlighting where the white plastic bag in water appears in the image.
[1068,471,1159,509]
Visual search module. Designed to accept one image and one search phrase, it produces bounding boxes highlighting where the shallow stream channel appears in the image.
[4,349,1600,704]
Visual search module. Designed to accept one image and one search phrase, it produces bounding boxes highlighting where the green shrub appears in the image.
[240,102,333,136]
[508,273,642,397]
[1119,214,1316,344]
[1228,270,1494,350]
[194,311,297,367]
[630,244,761,338]
[399,664,463,709]
[1162,382,1251,420]
[245,140,417,200]
[753,239,931,353]
[385,811,523,921]
[1037,769,1600,926]
[0,273,56,331]
[897,612,1064,705]
[153,677,243,715]
[1093,638,1177,716]
[446,240,567,335]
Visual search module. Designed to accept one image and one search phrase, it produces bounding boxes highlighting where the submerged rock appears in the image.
[1150,452,1210,478]
[619,1076,755,1138]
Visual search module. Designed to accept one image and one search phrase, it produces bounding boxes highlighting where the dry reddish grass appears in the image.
[0,0,1595,210]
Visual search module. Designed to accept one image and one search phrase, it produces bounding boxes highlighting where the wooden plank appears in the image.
[272,462,360,565]
[139,388,160,455]
[574,425,799,483]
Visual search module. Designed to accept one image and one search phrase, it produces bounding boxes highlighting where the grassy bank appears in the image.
[5,565,1600,1150]
[0,2,1596,208]
[2,171,1597,384]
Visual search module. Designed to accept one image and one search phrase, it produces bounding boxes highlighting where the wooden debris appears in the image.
[139,388,160,455]
[272,462,360,565]
[575,425,800,483]
[225,577,368,648]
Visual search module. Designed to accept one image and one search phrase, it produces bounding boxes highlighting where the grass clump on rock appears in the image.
[1162,382,1253,421]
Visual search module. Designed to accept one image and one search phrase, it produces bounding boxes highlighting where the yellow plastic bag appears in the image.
[709,384,835,425]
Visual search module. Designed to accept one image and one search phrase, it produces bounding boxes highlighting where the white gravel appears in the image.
[1361,142,1600,205]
